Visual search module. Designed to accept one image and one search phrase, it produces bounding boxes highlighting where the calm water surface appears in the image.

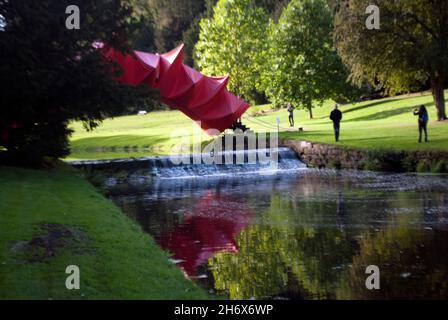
[107,170,448,299]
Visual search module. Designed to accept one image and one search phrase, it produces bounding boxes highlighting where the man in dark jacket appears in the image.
[330,104,343,142]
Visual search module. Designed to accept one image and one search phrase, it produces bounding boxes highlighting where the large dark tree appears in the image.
[148,0,209,64]
[0,0,154,165]
[334,0,448,121]
[181,0,217,66]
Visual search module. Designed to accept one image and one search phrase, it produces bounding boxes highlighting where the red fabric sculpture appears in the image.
[103,44,250,132]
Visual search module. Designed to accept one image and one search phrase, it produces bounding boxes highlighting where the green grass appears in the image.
[69,110,205,159]
[277,93,448,151]
[69,90,448,160]
[0,165,209,299]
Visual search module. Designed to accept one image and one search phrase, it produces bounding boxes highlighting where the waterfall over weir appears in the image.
[69,147,307,178]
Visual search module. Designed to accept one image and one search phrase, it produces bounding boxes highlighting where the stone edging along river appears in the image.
[281,139,448,173]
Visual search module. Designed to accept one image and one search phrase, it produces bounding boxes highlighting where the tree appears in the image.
[261,0,355,118]
[334,0,448,121]
[255,0,290,21]
[195,0,270,102]
[182,0,217,67]
[0,0,154,165]
[149,0,208,58]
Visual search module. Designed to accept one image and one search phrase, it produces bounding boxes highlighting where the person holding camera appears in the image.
[413,105,429,143]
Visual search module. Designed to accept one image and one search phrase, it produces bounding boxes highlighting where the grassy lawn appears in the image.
[0,165,209,299]
[69,110,205,160]
[68,90,448,160]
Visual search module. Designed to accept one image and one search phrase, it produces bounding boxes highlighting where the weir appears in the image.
[69,147,307,178]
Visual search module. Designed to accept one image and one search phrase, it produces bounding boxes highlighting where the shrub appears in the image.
[402,154,418,172]
[328,159,342,170]
[416,161,431,173]
[431,160,448,174]
[361,150,405,172]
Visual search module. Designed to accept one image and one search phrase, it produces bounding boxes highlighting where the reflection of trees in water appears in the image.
[337,216,448,299]
[209,191,448,300]
[209,194,356,299]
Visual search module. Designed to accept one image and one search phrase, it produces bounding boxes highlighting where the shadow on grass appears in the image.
[70,135,171,150]
[342,97,409,115]
[311,97,409,120]
[344,102,435,122]
[312,95,433,121]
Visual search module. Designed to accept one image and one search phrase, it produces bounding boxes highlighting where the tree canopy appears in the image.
[0,0,154,165]
[195,0,270,102]
[261,0,356,118]
[334,0,448,120]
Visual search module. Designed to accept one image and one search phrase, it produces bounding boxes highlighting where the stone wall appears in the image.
[281,139,448,172]
[281,140,364,169]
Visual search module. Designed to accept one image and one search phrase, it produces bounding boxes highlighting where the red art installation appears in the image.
[103,44,250,132]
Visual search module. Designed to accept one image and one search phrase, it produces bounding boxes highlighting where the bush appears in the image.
[361,150,405,172]
[431,160,448,174]
[416,161,431,173]
[0,122,72,167]
[402,154,418,172]
[328,159,342,170]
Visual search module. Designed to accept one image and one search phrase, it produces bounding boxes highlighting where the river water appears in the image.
[106,168,448,300]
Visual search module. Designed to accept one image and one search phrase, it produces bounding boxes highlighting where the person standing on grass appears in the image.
[287,103,294,127]
[414,105,429,143]
[330,104,343,142]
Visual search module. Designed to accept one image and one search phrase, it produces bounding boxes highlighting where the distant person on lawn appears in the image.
[414,105,429,143]
[287,103,294,127]
[330,104,343,142]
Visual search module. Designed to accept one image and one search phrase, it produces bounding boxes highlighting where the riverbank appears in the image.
[281,139,448,172]
[0,165,209,299]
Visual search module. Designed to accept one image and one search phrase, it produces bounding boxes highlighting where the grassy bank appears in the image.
[68,90,448,160]
[0,165,209,299]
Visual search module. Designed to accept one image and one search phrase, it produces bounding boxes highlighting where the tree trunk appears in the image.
[431,75,447,121]
[308,107,313,119]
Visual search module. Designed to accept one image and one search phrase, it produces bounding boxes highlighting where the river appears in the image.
[105,166,448,300]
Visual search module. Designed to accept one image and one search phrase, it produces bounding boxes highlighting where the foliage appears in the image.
[416,160,431,173]
[261,0,359,117]
[255,0,291,21]
[0,0,154,165]
[181,0,218,67]
[431,159,448,174]
[361,149,405,172]
[401,154,418,172]
[145,0,211,65]
[209,194,356,299]
[181,0,288,68]
[334,0,448,120]
[336,215,448,299]
[195,0,270,102]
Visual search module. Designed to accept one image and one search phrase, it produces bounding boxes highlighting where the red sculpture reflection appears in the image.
[158,191,253,277]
